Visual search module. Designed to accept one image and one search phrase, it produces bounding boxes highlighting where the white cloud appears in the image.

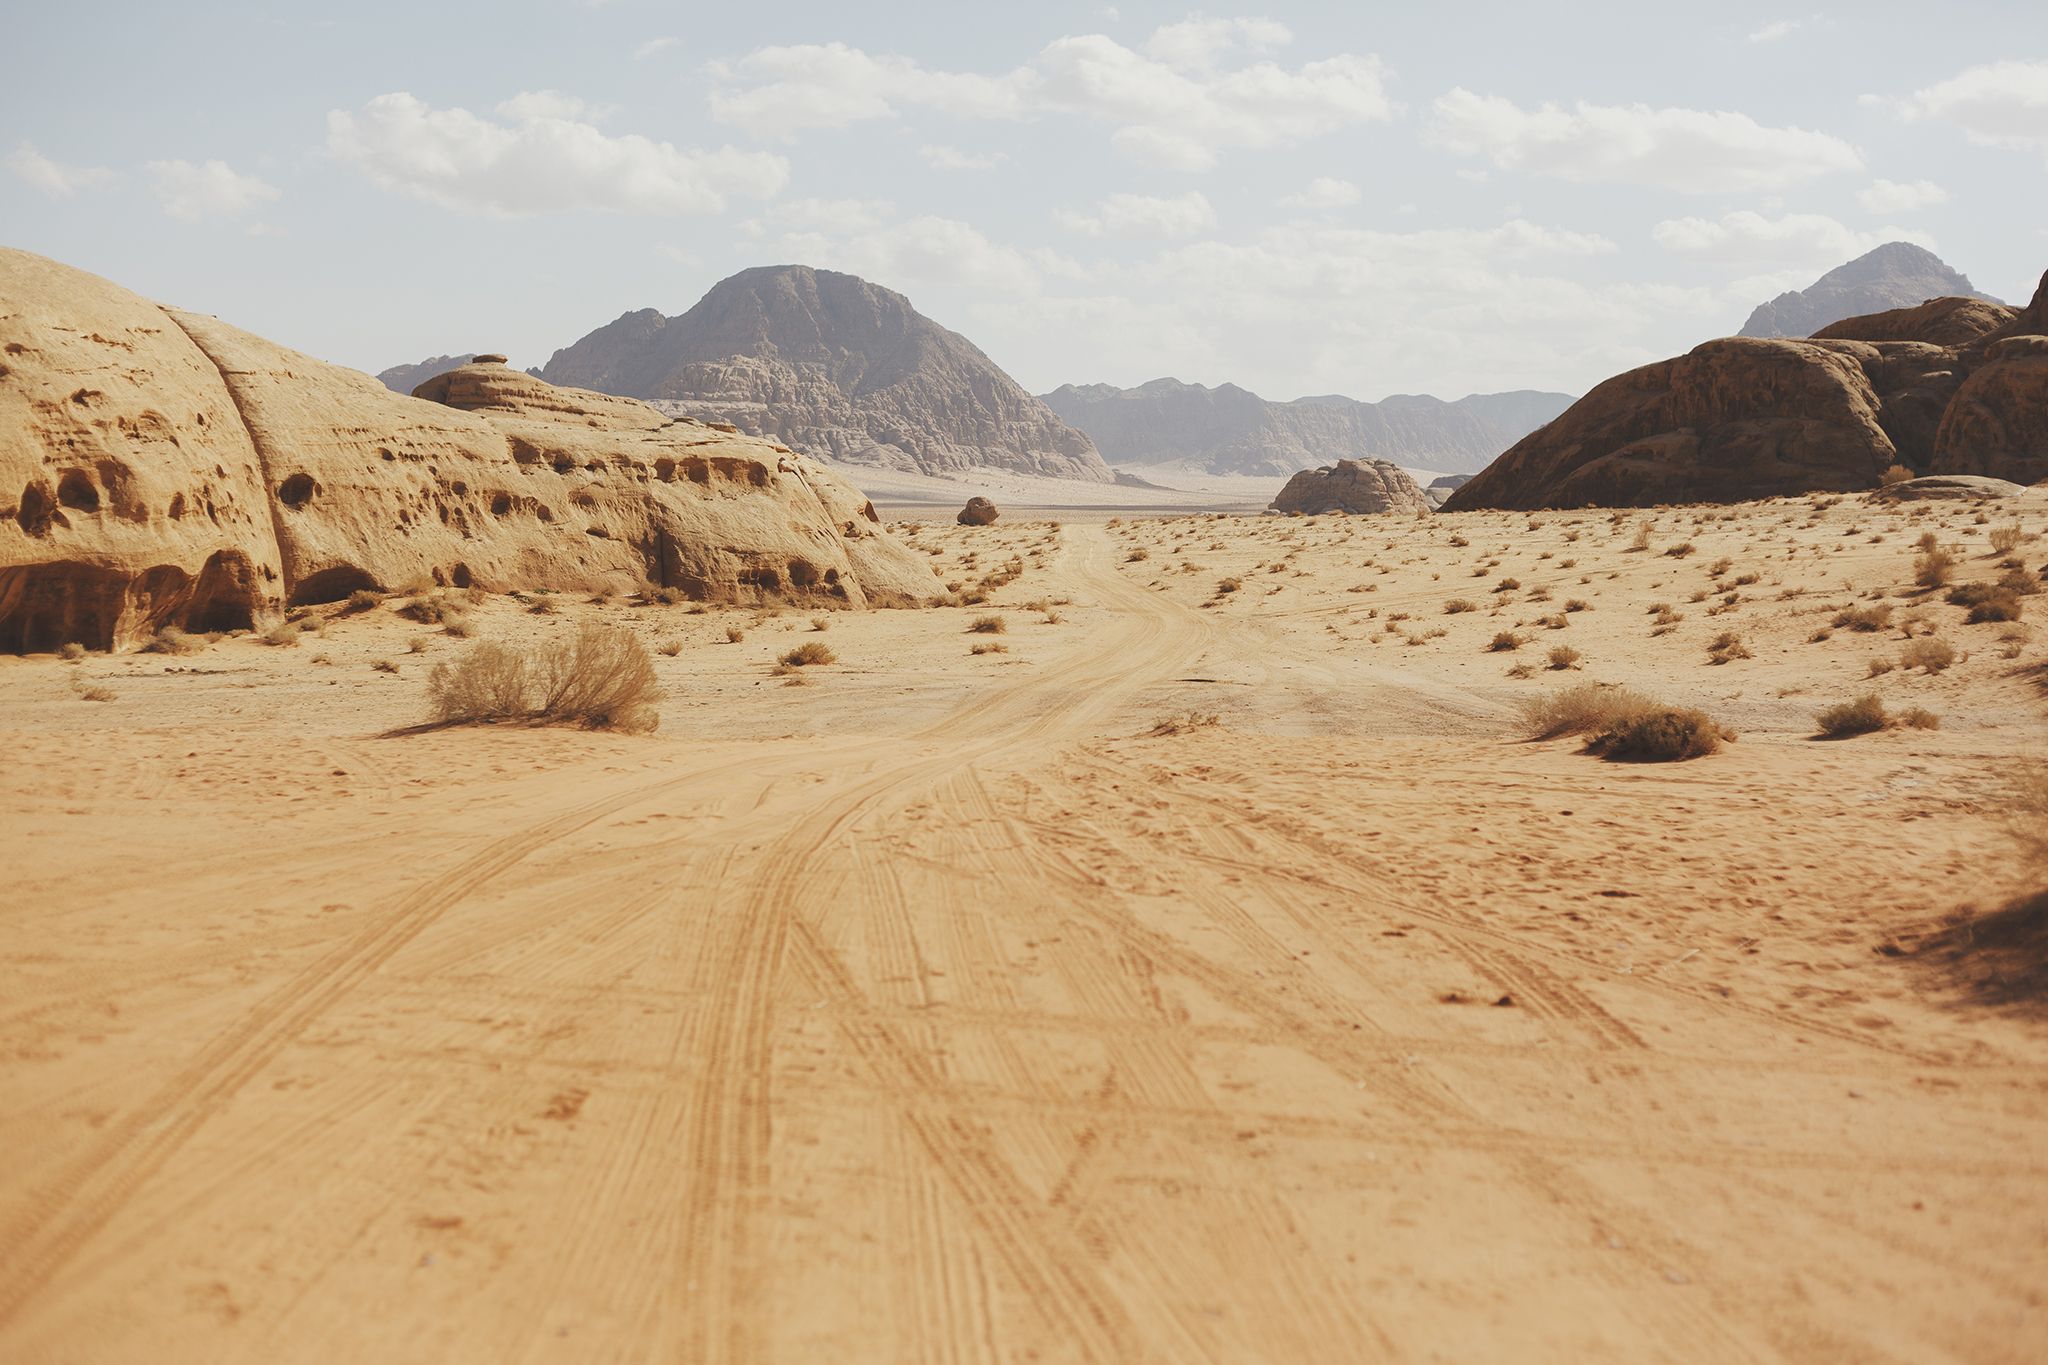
[495,89,614,123]
[1056,190,1217,238]
[1651,210,1934,266]
[1885,60,2048,157]
[1281,176,1360,209]
[6,142,114,197]
[741,196,896,237]
[326,91,788,216]
[1748,20,1800,43]
[707,23,1394,169]
[633,36,679,61]
[1142,16,1291,71]
[146,158,279,221]
[757,214,1058,297]
[1428,89,1863,192]
[919,144,1005,172]
[1855,177,1948,214]
[706,43,1031,137]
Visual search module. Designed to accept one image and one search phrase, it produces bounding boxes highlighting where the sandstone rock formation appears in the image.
[1039,377,1571,477]
[539,266,1112,484]
[1740,243,2002,339]
[1931,335,2048,485]
[0,249,943,651]
[1423,474,1473,509]
[1448,268,2048,511]
[1871,475,2028,501]
[957,497,998,526]
[1812,296,2016,347]
[376,353,478,394]
[1269,459,1430,516]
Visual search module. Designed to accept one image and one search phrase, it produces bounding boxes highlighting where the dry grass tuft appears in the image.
[427,624,663,732]
[969,614,1007,634]
[1520,681,1654,740]
[1900,638,1955,673]
[1585,707,1728,761]
[1148,710,1220,736]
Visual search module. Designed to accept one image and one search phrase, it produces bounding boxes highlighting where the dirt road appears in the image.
[3,517,2044,1363]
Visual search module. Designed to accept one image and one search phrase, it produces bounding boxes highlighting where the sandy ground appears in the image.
[3,489,2047,1363]
[845,461,1287,515]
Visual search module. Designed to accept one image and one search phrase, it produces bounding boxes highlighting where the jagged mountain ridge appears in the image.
[1739,242,2002,339]
[538,266,1113,483]
[1038,377,1574,477]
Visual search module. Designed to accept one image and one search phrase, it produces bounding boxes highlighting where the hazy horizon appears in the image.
[4,1,2043,403]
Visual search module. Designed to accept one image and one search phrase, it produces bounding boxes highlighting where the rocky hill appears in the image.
[1039,378,1572,477]
[538,266,1112,483]
[1444,269,2048,511]
[1739,243,2002,339]
[0,249,942,651]
[376,353,478,394]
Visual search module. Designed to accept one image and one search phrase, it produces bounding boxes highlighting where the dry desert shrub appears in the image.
[658,639,683,657]
[1443,598,1479,614]
[1915,547,1958,589]
[970,642,1008,655]
[1489,630,1524,652]
[1880,463,1915,487]
[427,624,663,732]
[1547,645,1582,670]
[1585,707,1728,761]
[1901,638,1956,673]
[1520,681,1655,740]
[345,588,382,612]
[1834,603,1893,632]
[969,614,1007,634]
[58,642,85,661]
[778,641,836,668]
[260,621,301,647]
[1816,693,1889,737]
[1989,525,2024,555]
[725,625,745,643]
[143,627,207,655]
[1707,631,1752,663]
[1948,583,2025,623]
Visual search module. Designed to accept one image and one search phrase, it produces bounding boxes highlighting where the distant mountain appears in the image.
[376,353,476,395]
[1739,243,2002,339]
[1038,378,1574,477]
[538,266,1112,483]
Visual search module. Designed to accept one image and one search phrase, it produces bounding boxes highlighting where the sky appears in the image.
[4,1,2044,403]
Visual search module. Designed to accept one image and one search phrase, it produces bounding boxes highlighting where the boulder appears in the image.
[1269,459,1430,516]
[0,248,945,651]
[956,496,999,526]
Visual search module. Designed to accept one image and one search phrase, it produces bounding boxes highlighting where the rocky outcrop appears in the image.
[0,249,285,651]
[0,248,944,651]
[1931,335,2048,485]
[1269,459,1429,516]
[956,497,998,526]
[1448,268,2048,511]
[1871,475,2028,501]
[1423,474,1473,509]
[539,266,1113,484]
[1441,338,1901,511]
[1039,377,1571,477]
[1740,243,2002,338]
[376,353,477,394]
[1812,296,2016,347]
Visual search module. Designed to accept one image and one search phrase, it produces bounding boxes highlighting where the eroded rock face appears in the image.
[956,496,998,526]
[1443,339,1899,511]
[1931,335,2048,485]
[1813,296,2017,347]
[539,265,1114,483]
[1269,459,1430,516]
[0,249,945,650]
[0,249,284,650]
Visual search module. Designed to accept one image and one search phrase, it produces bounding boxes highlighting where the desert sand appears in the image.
[3,490,2046,1363]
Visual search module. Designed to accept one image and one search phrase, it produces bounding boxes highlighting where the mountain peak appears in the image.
[1739,242,1999,339]
[538,266,1111,482]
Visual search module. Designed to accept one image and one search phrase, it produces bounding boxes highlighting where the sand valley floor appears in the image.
[4,494,2046,1363]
